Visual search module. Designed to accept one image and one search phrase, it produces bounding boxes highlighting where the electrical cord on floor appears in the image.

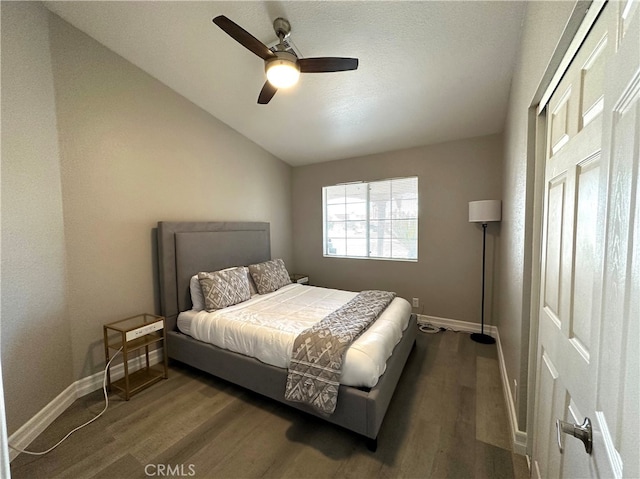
[418,323,442,334]
[417,322,466,334]
[9,346,123,456]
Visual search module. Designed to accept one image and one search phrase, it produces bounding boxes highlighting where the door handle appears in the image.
[556,417,593,454]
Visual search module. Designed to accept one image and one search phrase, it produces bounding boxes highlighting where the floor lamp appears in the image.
[469,200,501,344]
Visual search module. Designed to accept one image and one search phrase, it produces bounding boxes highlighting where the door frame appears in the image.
[525,0,607,457]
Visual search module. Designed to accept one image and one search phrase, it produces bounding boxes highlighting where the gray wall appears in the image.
[498,0,578,429]
[1,1,74,435]
[1,4,293,434]
[292,134,503,324]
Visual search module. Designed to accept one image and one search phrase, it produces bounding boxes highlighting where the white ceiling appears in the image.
[44,1,526,166]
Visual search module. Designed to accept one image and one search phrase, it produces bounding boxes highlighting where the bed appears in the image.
[157,221,416,450]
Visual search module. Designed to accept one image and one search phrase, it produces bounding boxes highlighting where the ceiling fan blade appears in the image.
[213,15,275,61]
[258,81,278,104]
[298,57,359,73]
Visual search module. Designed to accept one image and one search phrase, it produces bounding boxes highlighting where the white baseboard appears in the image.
[416,314,527,455]
[8,348,163,461]
[417,313,498,336]
[494,330,528,455]
[7,382,77,461]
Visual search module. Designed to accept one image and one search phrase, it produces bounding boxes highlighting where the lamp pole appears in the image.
[471,222,495,344]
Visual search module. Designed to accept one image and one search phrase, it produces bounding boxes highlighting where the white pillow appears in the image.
[190,274,205,311]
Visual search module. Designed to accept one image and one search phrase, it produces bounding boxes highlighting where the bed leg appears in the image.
[365,437,378,452]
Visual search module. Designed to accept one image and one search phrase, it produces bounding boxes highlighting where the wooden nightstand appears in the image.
[103,313,168,400]
[290,274,309,285]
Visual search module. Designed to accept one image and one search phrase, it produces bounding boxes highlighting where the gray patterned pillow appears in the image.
[248,259,292,295]
[198,267,251,311]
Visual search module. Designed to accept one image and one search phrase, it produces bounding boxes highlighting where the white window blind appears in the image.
[323,177,418,260]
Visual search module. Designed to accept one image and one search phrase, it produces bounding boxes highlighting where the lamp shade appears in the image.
[469,200,502,223]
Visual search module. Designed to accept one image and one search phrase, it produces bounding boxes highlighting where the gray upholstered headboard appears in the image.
[157,221,271,330]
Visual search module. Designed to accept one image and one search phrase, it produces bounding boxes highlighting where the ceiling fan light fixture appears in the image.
[265,53,300,89]
[212,15,359,104]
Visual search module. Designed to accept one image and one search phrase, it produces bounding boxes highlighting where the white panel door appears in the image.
[533,2,639,478]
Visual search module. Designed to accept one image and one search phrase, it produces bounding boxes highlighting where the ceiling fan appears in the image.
[212,15,359,105]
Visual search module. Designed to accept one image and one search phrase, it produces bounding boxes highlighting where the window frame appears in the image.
[322,176,418,262]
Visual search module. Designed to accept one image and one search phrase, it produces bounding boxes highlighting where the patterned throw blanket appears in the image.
[284,290,396,415]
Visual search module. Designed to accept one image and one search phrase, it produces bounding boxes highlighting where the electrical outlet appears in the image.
[412,298,419,308]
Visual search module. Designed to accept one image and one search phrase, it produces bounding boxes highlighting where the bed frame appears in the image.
[157,221,416,450]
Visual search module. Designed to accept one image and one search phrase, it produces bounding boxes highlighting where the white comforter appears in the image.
[177,283,412,388]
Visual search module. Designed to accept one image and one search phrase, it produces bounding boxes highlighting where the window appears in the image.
[323,177,418,260]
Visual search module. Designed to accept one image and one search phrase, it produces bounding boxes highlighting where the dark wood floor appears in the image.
[11,330,529,478]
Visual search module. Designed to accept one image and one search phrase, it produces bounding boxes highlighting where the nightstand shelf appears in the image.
[103,313,168,400]
[109,366,165,398]
[108,333,164,352]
